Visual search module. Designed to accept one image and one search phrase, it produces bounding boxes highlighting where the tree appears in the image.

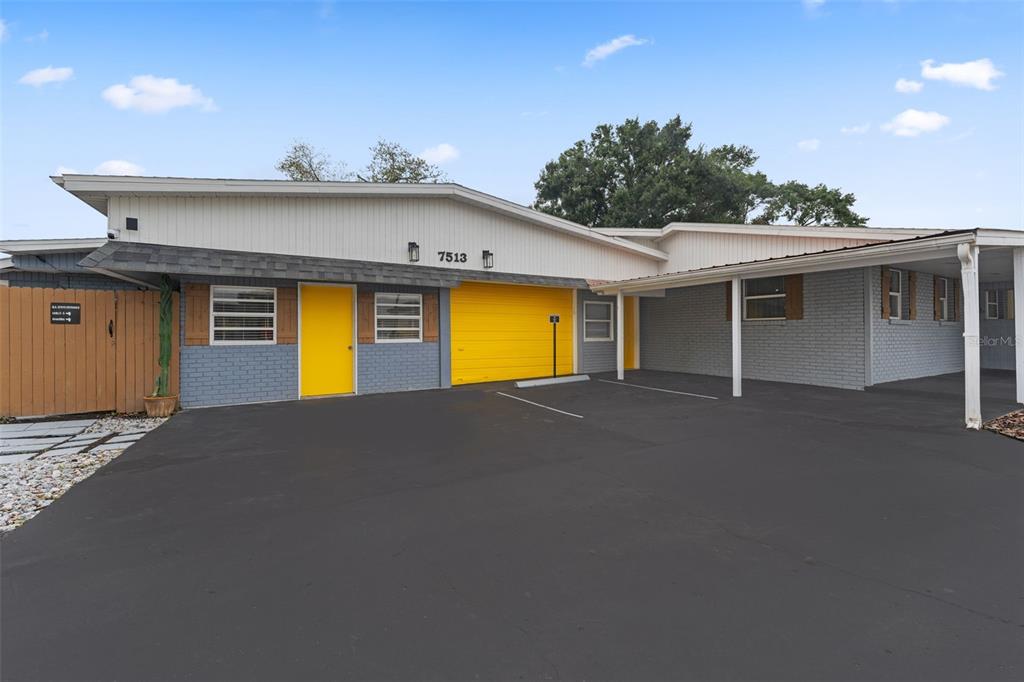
[276,139,447,183]
[358,140,447,183]
[533,116,867,228]
[276,141,349,181]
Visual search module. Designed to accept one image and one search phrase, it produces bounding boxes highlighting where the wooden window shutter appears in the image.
[276,288,297,344]
[907,271,917,320]
[422,292,439,342]
[184,283,210,346]
[953,280,960,321]
[784,274,804,320]
[880,266,890,319]
[725,281,732,321]
[933,275,941,320]
[357,291,375,344]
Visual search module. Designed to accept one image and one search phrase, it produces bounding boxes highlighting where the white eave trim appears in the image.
[593,231,979,294]
[655,222,942,241]
[52,175,669,261]
[0,238,107,254]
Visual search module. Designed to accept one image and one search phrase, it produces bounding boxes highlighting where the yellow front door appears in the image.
[623,296,638,370]
[300,284,354,397]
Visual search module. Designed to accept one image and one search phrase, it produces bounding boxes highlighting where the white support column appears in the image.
[1014,248,1024,404]
[732,276,742,397]
[958,244,981,429]
[616,291,625,380]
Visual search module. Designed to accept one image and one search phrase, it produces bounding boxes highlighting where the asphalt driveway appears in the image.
[2,371,1022,681]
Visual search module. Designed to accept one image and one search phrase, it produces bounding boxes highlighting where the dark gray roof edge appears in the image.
[82,242,589,289]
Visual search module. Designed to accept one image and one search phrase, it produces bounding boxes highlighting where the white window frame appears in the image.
[937,277,951,321]
[889,269,903,320]
[583,301,614,342]
[985,290,999,319]
[743,277,787,321]
[374,292,423,343]
[210,285,277,345]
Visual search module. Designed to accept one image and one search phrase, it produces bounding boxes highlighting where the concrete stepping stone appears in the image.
[20,419,96,431]
[0,436,70,448]
[107,433,145,444]
[65,432,111,444]
[0,453,36,464]
[89,443,127,454]
[0,443,54,455]
[35,446,87,458]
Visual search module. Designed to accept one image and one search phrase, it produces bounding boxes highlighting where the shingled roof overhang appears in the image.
[78,242,590,289]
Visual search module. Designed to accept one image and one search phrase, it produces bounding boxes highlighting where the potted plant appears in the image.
[144,275,178,417]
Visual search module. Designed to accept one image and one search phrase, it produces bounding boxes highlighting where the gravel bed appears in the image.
[84,414,167,434]
[983,410,1024,441]
[2,414,169,534]
[1,447,124,533]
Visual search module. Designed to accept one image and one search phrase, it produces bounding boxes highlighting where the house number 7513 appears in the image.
[438,251,468,263]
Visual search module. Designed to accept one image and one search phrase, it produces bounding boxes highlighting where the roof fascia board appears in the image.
[53,175,669,261]
[976,229,1024,246]
[593,232,975,294]
[0,238,106,254]
[656,222,941,241]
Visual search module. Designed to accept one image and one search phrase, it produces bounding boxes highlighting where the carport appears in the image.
[593,228,1024,430]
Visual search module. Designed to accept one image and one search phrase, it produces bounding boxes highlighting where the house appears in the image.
[1,174,1022,429]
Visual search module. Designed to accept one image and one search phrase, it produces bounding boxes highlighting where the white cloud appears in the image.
[18,66,73,87]
[25,29,48,43]
[420,143,460,165]
[920,58,1004,91]
[803,0,826,9]
[840,123,870,135]
[102,75,217,113]
[881,109,950,137]
[54,165,79,176]
[797,138,821,152]
[94,160,144,175]
[0,19,8,42]
[894,78,923,94]
[582,34,649,67]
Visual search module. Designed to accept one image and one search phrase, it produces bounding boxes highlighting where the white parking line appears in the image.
[496,392,584,419]
[597,379,718,400]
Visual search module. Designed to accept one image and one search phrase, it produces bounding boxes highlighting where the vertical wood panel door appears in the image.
[299,284,355,397]
[0,287,179,418]
[0,287,116,417]
[623,296,639,370]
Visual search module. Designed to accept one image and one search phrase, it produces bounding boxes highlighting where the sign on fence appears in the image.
[50,302,81,324]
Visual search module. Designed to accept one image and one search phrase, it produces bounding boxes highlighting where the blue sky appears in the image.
[1,0,1021,239]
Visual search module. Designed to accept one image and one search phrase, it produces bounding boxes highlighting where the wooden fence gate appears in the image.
[0,287,179,418]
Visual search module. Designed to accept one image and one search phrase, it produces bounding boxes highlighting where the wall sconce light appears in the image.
[482,250,494,269]
[408,241,420,263]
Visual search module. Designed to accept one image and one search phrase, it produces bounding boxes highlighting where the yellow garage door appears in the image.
[451,282,574,385]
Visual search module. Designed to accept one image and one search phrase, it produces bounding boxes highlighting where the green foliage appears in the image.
[357,140,447,183]
[152,274,173,398]
[533,116,867,228]
[275,141,350,181]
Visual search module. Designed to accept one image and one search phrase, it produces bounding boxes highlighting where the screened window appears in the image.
[937,277,951,321]
[888,269,903,320]
[584,301,613,341]
[985,290,999,319]
[743,276,786,320]
[375,293,422,342]
[210,286,276,344]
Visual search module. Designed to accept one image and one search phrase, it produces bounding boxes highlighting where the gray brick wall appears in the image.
[181,345,298,407]
[640,269,867,390]
[869,266,964,384]
[358,342,441,393]
[577,290,617,373]
[979,281,1015,370]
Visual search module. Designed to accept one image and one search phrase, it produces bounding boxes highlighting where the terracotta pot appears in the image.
[143,395,178,418]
